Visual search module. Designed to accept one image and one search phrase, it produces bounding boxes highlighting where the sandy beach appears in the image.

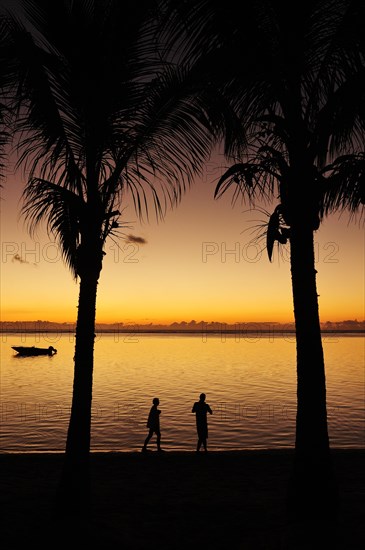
[1,449,364,549]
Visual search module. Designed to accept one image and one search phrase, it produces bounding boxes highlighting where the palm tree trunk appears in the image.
[287,221,338,525]
[57,270,99,516]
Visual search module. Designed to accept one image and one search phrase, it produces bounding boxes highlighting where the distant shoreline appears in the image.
[1,328,364,334]
[2,319,364,335]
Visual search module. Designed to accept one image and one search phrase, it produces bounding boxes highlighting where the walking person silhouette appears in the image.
[192,393,212,452]
[142,397,163,452]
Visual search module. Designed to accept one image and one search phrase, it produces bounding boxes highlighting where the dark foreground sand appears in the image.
[1,449,364,550]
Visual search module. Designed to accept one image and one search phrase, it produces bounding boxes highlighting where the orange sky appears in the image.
[1,154,364,325]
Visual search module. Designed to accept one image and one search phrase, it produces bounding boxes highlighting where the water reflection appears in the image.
[1,332,364,452]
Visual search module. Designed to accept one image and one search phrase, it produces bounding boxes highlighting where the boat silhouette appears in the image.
[11,346,57,356]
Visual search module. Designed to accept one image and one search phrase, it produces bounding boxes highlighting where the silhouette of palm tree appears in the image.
[165,0,365,529]
[217,5,365,530]
[4,0,218,512]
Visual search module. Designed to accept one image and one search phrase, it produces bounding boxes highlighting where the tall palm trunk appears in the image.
[288,218,338,523]
[57,239,103,515]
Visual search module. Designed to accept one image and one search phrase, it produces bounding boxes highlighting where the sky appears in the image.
[0,1,364,327]
[1,151,364,326]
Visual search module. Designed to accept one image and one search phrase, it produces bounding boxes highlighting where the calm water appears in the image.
[1,332,364,452]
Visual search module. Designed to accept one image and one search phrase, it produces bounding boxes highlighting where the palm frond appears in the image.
[0,13,18,182]
[10,1,226,227]
[313,70,365,167]
[21,178,85,278]
[214,164,252,201]
[107,62,225,221]
[322,153,365,220]
[213,138,285,208]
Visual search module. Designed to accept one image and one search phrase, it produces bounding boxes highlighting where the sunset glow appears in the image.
[1,163,364,326]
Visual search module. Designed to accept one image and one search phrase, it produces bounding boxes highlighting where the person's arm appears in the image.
[208,405,212,414]
[192,403,196,413]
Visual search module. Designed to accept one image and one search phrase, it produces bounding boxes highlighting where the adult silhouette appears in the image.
[142,397,163,452]
[192,393,213,452]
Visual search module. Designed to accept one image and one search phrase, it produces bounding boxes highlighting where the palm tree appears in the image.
[165,0,365,529]
[5,0,220,512]
[216,3,365,528]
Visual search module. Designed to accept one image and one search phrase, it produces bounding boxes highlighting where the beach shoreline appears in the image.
[1,448,364,549]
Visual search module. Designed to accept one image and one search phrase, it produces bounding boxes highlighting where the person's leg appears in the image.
[143,429,153,450]
[197,437,202,451]
[156,430,162,450]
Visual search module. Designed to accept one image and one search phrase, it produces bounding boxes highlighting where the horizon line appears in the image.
[1,319,364,331]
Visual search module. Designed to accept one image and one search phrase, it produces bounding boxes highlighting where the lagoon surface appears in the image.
[1,332,364,452]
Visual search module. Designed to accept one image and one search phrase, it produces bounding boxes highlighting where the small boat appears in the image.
[11,346,57,356]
